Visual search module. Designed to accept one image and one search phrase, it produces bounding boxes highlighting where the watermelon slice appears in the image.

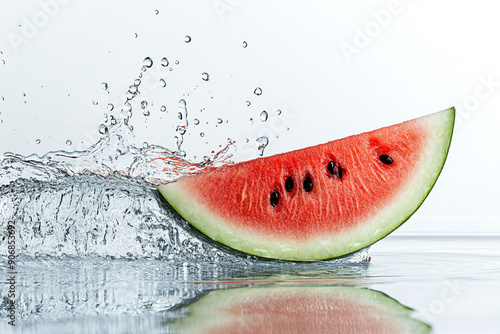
[159,108,454,261]
[168,286,431,333]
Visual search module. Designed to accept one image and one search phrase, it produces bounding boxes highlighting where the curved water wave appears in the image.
[0,172,370,263]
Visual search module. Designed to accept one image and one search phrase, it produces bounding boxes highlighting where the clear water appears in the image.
[1,232,498,333]
[1,61,499,333]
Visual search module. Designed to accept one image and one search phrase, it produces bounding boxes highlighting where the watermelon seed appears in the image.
[270,191,280,207]
[327,161,343,179]
[327,161,335,175]
[303,177,313,192]
[285,176,294,192]
[379,155,393,165]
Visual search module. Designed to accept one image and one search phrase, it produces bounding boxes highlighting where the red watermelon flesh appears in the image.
[170,286,431,334]
[159,108,454,261]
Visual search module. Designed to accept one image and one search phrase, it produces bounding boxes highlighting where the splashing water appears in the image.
[0,58,368,265]
[255,136,269,156]
[174,99,189,158]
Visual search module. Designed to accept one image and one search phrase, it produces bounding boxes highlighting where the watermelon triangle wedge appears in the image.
[159,108,455,261]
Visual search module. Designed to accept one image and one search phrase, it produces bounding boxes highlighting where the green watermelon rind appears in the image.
[159,108,455,261]
[168,285,431,333]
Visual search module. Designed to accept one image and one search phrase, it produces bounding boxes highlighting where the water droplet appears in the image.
[160,105,166,112]
[123,102,132,113]
[66,140,72,146]
[242,41,248,48]
[249,118,254,125]
[126,92,135,100]
[193,118,200,125]
[141,101,148,108]
[217,118,223,124]
[143,109,150,116]
[134,79,141,86]
[256,136,269,156]
[35,139,41,144]
[184,35,191,43]
[101,82,108,90]
[276,109,282,115]
[175,60,179,65]
[22,93,26,97]
[254,87,262,96]
[143,57,153,68]
[98,124,108,134]
[107,103,114,111]
[200,132,205,137]
[161,57,169,67]
[110,116,117,125]
[260,111,268,122]
[246,100,251,106]
[159,78,166,87]
[201,72,210,81]
[143,142,149,149]
[128,85,138,94]
[175,99,189,151]
[154,9,159,15]
[92,101,98,106]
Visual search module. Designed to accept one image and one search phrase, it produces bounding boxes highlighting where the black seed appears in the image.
[327,161,343,179]
[327,161,336,175]
[270,191,279,207]
[285,176,294,192]
[379,154,393,165]
[303,176,313,192]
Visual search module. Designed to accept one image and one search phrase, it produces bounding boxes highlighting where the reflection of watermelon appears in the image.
[159,108,454,261]
[169,286,431,333]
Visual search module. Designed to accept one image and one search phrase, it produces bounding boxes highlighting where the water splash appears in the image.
[0,57,366,265]
[0,169,368,262]
[174,99,189,157]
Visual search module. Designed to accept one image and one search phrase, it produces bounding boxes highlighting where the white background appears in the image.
[0,0,499,231]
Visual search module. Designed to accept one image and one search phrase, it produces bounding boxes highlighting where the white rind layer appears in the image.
[159,108,455,261]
